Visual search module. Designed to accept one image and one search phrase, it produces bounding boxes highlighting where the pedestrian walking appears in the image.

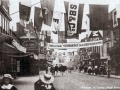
[84,65,88,73]
[94,65,98,75]
[59,64,64,76]
[50,65,55,76]
[88,65,92,75]
[63,66,67,76]
[34,74,56,90]
[46,65,51,75]
[115,64,119,76]
[55,64,59,76]
[79,65,82,73]
[107,66,111,78]
[0,74,17,90]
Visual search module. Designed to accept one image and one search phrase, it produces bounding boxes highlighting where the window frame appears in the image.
[0,13,1,27]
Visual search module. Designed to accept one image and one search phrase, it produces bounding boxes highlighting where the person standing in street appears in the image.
[34,74,56,90]
[59,64,64,76]
[0,74,17,90]
[55,64,59,76]
[50,65,55,76]
[63,65,67,76]
[107,66,111,78]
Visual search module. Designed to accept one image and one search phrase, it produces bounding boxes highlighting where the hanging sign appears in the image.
[48,40,103,49]
[68,2,79,34]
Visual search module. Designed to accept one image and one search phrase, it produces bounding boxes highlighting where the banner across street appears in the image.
[47,40,103,49]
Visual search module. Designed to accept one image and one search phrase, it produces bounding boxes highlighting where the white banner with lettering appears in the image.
[47,40,103,49]
[68,2,79,34]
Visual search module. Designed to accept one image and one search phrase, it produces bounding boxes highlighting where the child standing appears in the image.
[0,74,17,90]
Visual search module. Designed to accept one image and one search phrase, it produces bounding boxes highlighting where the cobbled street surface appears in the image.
[12,71,120,90]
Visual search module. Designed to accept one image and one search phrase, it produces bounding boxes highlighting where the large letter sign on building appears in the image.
[68,3,79,36]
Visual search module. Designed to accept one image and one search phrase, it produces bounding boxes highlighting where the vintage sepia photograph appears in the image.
[0,0,120,90]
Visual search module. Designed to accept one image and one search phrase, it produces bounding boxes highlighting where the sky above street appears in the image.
[9,0,120,42]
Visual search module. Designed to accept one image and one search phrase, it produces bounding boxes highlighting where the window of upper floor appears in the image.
[0,14,1,27]
[2,17,4,29]
[113,29,119,41]
[113,10,118,28]
[107,42,109,48]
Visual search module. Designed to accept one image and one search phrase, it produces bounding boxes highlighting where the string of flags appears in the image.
[18,0,119,40]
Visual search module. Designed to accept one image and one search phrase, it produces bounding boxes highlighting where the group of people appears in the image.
[49,64,67,76]
[79,65,107,75]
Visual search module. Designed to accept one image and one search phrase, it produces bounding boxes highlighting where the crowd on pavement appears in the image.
[75,64,115,78]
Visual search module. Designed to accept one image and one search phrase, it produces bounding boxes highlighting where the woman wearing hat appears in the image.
[0,74,17,90]
[37,74,56,90]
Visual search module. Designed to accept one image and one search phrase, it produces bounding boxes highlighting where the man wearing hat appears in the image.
[34,74,56,90]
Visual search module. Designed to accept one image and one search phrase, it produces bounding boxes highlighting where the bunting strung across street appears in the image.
[19,2,31,21]
[89,5,108,31]
[34,7,43,32]
[64,1,84,39]
[41,0,55,26]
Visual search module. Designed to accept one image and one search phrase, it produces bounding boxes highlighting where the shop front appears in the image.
[0,42,22,78]
[108,46,120,74]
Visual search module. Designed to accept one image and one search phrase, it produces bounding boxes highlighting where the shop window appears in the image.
[4,19,6,31]
[6,20,8,32]
[116,30,119,40]
[2,17,4,29]
[17,61,20,72]
[114,11,117,25]
[8,22,9,30]
[0,14,1,26]
[11,58,16,72]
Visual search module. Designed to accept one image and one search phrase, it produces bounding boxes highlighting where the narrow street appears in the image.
[12,71,120,90]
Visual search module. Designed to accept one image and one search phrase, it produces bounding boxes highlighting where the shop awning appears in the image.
[0,33,11,43]
[7,53,38,60]
[0,42,20,53]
